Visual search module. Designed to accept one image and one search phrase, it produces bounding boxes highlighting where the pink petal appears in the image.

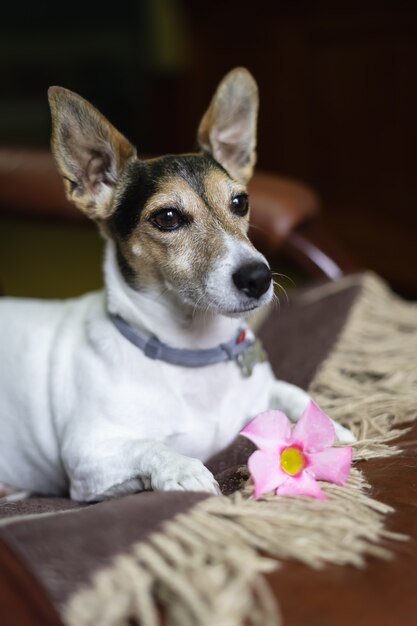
[308,447,352,485]
[292,400,336,453]
[241,410,291,452]
[277,470,328,500]
[248,450,288,498]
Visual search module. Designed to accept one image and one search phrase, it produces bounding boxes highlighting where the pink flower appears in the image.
[240,400,352,500]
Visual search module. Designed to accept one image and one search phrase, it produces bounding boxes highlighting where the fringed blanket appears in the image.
[1,272,417,626]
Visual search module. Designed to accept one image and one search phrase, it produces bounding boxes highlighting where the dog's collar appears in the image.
[109,313,266,376]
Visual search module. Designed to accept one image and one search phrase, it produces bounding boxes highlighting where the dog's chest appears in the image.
[87,320,275,462]
[168,361,273,459]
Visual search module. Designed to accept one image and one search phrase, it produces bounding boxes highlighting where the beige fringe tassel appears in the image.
[308,273,417,460]
[64,273,417,626]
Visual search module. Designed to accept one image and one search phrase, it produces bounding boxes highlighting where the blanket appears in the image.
[1,272,417,626]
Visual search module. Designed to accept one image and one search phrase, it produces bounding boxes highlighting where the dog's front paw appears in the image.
[151,454,221,495]
[332,419,357,444]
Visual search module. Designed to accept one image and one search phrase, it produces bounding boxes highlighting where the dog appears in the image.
[0,68,354,501]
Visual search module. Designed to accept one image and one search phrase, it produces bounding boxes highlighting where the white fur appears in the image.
[205,233,274,315]
[0,240,353,502]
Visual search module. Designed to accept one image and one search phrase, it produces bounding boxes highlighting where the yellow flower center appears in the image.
[280,447,306,476]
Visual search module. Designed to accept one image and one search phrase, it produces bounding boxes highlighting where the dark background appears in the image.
[1,0,416,296]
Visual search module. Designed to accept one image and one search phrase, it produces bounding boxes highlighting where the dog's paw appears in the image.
[332,420,357,444]
[151,454,221,495]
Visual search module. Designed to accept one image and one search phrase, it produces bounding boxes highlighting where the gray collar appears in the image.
[109,313,256,369]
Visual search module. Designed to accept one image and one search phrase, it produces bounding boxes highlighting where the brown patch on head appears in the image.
[110,153,255,306]
[203,167,250,239]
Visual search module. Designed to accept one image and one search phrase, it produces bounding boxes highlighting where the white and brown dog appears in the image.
[0,68,354,502]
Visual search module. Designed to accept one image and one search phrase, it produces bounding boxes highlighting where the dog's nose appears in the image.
[232,262,272,299]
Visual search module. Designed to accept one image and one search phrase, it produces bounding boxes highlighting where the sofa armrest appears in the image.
[283,222,361,279]
[247,171,319,254]
[0,149,85,224]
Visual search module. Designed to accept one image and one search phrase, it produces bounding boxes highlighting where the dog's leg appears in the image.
[142,444,222,495]
[268,380,311,421]
[66,439,221,502]
[268,380,356,443]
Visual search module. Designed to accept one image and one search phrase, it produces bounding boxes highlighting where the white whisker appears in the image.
[271,271,296,288]
[272,279,289,304]
[270,290,280,313]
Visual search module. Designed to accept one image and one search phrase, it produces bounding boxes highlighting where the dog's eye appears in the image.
[231,193,249,217]
[150,208,185,231]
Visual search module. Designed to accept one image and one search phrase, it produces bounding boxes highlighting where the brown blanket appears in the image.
[1,273,416,626]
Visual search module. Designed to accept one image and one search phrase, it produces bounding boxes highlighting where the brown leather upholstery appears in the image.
[0,538,62,626]
[247,171,319,253]
[0,149,84,224]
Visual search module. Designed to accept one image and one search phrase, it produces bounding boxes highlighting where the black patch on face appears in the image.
[108,153,231,240]
[108,160,157,240]
[115,243,136,286]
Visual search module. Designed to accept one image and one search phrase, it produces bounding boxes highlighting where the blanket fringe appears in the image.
[64,507,280,626]
[309,273,417,460]
[64,273,417,626]
[63,470,404,626]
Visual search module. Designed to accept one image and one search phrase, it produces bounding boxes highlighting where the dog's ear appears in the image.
[48,87,136,219]
[197,68,258,184]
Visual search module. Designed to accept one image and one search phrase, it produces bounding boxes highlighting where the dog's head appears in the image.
[48,68,273,317]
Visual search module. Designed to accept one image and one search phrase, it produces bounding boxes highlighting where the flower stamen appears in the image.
[280,446,306,476]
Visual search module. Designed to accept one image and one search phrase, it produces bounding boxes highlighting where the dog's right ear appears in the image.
[48,87,136,219]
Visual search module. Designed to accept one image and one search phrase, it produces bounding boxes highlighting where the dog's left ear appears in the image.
[197,68,259,184]
[48,86,136,219]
